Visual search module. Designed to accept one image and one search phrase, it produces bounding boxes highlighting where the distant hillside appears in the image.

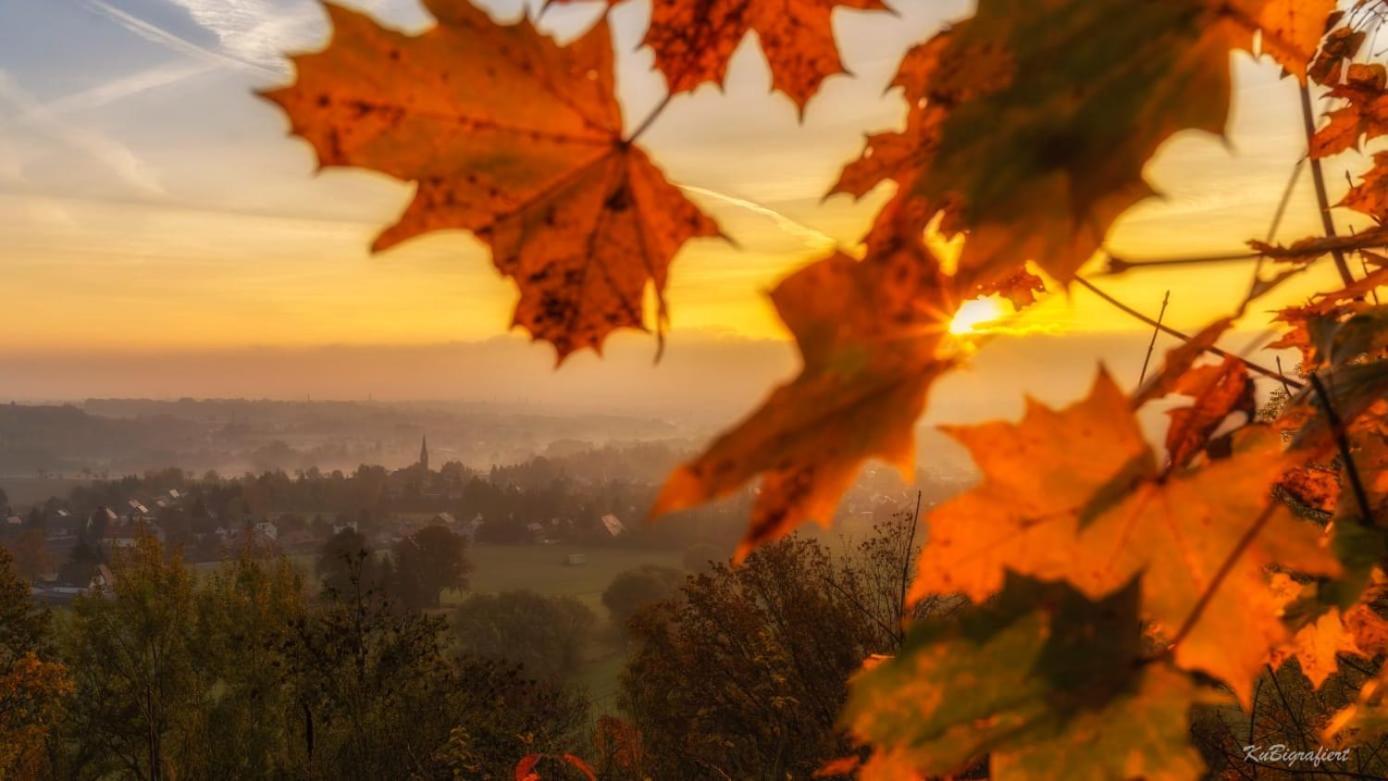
[0,399,682,479]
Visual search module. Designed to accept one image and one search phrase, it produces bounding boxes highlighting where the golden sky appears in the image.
[0,0,1370,359]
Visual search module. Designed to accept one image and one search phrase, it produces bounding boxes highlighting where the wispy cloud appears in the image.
[0,70,163,195]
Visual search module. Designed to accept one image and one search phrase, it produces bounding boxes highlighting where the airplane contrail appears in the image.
[80,0,285,78]
[32,62,215,118]
[677,184,839,251]
[0,71,164,195]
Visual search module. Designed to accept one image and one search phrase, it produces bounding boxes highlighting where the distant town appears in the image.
[2,401,959,610]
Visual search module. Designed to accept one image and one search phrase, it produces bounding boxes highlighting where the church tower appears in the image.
[419,435,430,473]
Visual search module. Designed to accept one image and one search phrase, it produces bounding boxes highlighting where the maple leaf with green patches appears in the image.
[901,0,1329,289]
[846,575,1210,780]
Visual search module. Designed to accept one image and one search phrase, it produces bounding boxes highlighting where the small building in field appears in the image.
[600,514,626,537]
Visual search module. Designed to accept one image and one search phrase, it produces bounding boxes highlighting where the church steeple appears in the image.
[419,435,429,473]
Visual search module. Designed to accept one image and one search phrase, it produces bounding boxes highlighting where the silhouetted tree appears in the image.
[390,524,471,610]
[316,527,390,599]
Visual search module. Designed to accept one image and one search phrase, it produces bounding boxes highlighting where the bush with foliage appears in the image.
[0,546,70,778]
[452,590,596,682]
[617,512,946,778]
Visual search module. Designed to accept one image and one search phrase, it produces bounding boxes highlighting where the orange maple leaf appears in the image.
[1270,264,1388,367]
[1275,608,1363,689]
[911,371,1153,603]
[640,0,889,112]
[1074,427,1340,705]
[910,0,1259,288]
[1348,600,1388,657]
[1134,318,1235,406]
[1354,427,1388,522]
[832,0,1331,291]
[828,27,992,249]
[843,0,1334,291]
[1164,358,1254,469]
[1271,569,1388,689]
[984,268,1048,311]
[1279,464,1342,513]
[1312,63,1388,159]
[654,244,955,559]
[261,0,721,361]
[812,755,863,778]
[1343,151,1388,224]
[1309,25,1367,86]
[1232,0,1337,82]
[913,373,1340,705]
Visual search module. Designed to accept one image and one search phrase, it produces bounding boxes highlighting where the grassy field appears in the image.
[190,542,682,713]
[256,542,683,713]
[457,543,685,713]
[451,543,684,617]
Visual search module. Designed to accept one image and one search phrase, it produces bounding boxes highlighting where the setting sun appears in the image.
[949,298,1008,335]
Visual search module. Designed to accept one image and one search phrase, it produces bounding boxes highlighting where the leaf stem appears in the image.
[1075,277,1305,390]
[1299,83,1357,286]
[1265,158,1305,246]
[626,93,674,145]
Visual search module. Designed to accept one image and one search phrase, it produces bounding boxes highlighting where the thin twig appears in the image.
[1104,251,1262,272]
[1247,159,1308,306]
[1276,357,1294,398]
[897,491,921,644]
[1299,83,1357,286]
[1103,231,1388,274]
[1363,256,1383,305]
[1266,159,1306,246]
[1138,290,1170,386]
[1075,277,1305,389]
[1308,373,1376,527]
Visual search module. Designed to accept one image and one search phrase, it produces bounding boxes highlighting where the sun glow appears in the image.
[949,298,1008,335]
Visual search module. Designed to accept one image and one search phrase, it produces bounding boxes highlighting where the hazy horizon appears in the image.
[0,329,1296,427]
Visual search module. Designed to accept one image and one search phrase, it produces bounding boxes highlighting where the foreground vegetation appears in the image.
[6,500,1388,779]
[0,510,930,779]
